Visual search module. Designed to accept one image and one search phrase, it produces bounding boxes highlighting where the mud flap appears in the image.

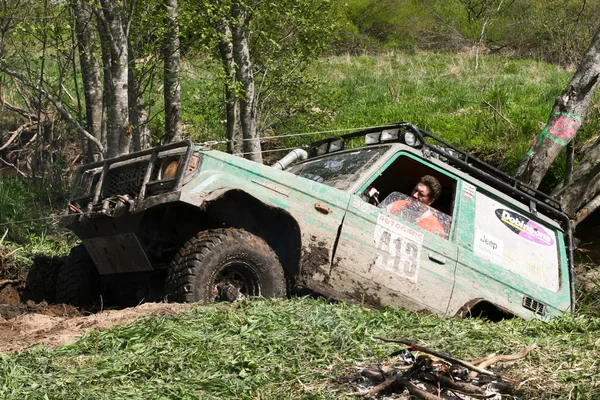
[84,233,152,274]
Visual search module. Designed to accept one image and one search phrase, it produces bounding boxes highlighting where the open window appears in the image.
[363,155,456,238]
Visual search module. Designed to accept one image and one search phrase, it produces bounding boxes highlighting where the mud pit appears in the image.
[0,254,194,354]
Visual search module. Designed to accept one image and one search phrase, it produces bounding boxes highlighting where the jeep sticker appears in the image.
[374,214,424,283]
[495,209,554,246]
[474,228,504,264]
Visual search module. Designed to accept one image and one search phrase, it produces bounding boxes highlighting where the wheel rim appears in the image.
[210,261,261,302]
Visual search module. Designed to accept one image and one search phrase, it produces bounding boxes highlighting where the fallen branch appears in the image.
[398,377,440,400]
[0,122,34,151]
[348,375,397,397]
[0,64,105,157]
[469,343,538,379]
[374,337,498,377]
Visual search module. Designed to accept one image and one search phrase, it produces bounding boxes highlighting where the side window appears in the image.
[362,155,456,239]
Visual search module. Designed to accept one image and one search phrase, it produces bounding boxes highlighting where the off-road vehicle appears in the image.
[59,122,574,319]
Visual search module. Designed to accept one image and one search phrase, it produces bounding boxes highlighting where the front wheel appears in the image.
[56,244,99,306]
[165,228,286,303]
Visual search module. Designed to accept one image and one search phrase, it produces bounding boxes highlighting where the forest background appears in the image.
[1,2,600,398]
[0,0,598,268]
[1,0,599,281]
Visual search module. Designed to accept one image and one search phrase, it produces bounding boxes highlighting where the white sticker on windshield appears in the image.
[374,214,424,282]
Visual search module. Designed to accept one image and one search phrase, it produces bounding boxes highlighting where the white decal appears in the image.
[374,214,424,282]
[463,182,476,200]
[474,228,504,265]
[474,194,559,292]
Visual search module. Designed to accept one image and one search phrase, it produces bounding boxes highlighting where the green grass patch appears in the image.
[177,52,598,189]
[1,298,599,399]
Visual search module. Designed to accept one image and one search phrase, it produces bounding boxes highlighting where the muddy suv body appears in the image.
[60,123,574,319]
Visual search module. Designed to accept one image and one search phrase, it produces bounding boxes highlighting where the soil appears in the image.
[0,253,194,354]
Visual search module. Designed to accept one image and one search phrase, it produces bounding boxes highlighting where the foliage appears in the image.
[0,297,598,399]
[337,0,600,65]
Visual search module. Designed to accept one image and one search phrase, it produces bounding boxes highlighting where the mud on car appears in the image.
[60,122,574,320]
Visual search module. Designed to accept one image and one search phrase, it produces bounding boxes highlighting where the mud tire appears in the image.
[56,244,99,306]
[165,228,285,303]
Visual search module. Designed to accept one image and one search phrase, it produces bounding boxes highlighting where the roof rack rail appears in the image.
[308,122,567,225]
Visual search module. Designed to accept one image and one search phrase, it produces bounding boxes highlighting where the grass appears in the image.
[181,52,599,190]
[0,297,599,399]
[1,52,600,399]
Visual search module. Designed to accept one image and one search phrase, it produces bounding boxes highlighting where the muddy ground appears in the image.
[0,255,194,353]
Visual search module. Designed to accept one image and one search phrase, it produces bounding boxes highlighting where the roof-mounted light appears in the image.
[381,128,399,142]
[315,142,328,156]
[365,132,381,145]
[328,139,344,152]
[404,131,417,147]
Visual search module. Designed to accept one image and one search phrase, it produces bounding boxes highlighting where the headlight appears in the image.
[160,159,180,180]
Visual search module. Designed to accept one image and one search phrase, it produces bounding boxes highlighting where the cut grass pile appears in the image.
[1,297,598,399]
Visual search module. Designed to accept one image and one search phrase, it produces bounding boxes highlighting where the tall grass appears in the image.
[0,298,598,399]
[181,52,597,190]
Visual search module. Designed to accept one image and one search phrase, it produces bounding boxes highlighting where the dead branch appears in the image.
[0,155,27,177]
[0,64,105,157]
[348,375,398,397]
[469,344,538,378]
[471,353,497,366]
[397,377,440,400]
[480,87,514,127]
[374,337,498,377]
[436,374,487,395]
[0,122,34,151]
[0,99,38,121]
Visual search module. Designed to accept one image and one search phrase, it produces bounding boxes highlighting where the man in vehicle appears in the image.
[386,175,447,237]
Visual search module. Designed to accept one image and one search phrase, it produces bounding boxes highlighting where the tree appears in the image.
[162,0,183,143]
[72,0,104,162]
[515,29,600,225]
[95,0,130,158]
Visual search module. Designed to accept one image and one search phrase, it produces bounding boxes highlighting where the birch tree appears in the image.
[95,0,130,158]
[163,0,182,143]
[515,29,600,225]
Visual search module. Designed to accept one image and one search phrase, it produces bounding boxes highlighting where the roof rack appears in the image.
[308,122,567,225]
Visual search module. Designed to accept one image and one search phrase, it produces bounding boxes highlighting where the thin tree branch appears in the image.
[0,64,105,157]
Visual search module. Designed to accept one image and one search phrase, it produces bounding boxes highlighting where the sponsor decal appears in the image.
[374,214,424,282]
[463,182,476,200]
[474,229,504,264]
[495,209,554,246]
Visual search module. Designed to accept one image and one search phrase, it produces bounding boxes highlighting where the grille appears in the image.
[104,163,147,198]
[522,296,547,316]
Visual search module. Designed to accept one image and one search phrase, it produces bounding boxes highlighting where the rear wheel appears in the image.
[56,244,99,306]
[165,228,285,303]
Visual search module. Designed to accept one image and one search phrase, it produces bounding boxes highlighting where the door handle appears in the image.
[314,203,332,214]
[428,253,446,264]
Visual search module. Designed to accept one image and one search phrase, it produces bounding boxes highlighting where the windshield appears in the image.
[286,146,390,191]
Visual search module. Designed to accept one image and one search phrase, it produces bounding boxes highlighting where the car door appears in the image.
[328,153,459,316]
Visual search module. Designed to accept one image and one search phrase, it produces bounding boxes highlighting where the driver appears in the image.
[387,175,446,236]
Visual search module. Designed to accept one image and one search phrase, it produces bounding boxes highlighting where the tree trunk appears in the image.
[73,0,103,163]
[128,38,150,152]
[98,0,130,157]
[515,30,600,189]
[232,0,262,163]
[162,0,182,144]
[216,16,242,155]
